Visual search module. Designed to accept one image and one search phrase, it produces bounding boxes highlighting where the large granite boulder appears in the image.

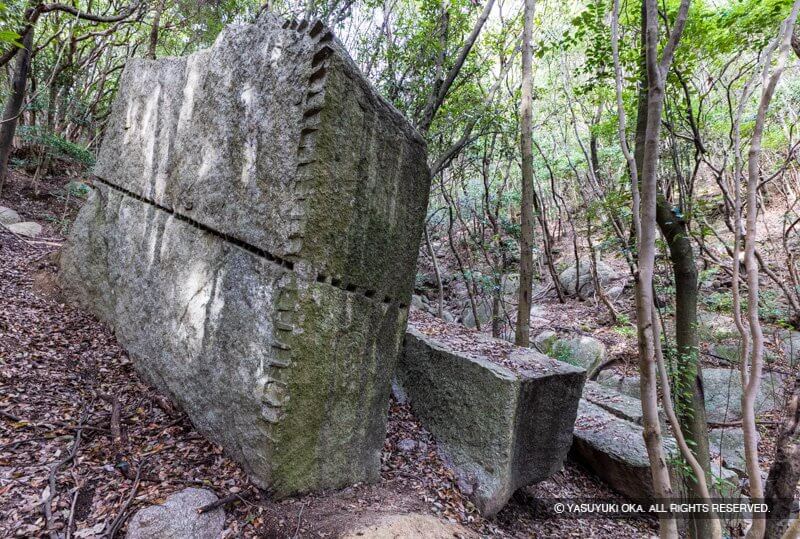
[60,14,430,496]
[709,427,749,477]
[596,370,641,399]
[396,316,585,516]
[558,260,621,299]
[582,381,646,425]
[572,385,751,506]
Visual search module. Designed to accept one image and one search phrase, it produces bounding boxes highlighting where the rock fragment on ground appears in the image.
[702,368,784,423]
[397,323,585,516]
[6,221,42,238]
[126,488,224,539]
[0,206,20,225]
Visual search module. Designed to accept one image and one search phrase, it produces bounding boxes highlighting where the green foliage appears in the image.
[17,126,95,168]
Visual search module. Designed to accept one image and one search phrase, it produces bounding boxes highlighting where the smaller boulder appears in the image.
[540,334,607,378]
[596,371,641,399]
[558,260,620,299]
[6,221,42,238]
[0,206,20,225]
[461,300,492,329]
[709,427,750,478]
[703,368,784,423]
[697,312,739,342]
[532,330,558,354]
[126,488,224,539]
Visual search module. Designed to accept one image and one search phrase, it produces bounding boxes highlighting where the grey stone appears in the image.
[411,294,426,310]
[540,335,606,378]
[703,368,784,423]
[558,260,620,299]
[397,438,416,452]
[501,273,519,296]
[0,206,20,225]
[709,342,778,365]
[60,14,429,497]
[582,381,644,425]
[709,427,749,477]
[461,300,492,329]
[596,370,641,399]
[6,221,42,237]
[607,285,625,300]
[397,326,585,516]
[570,400,674,499]
[532,330,557,354]
[571,401,747,510]
[126,488,223,539]
[442,310,455,323]
[697,312,739,342]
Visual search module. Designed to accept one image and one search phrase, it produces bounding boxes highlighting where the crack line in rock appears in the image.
[90,175,401,307]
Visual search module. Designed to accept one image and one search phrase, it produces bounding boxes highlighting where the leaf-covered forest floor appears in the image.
[0,173,665,537]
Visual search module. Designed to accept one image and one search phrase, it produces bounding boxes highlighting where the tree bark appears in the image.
[0,27,34,195]
[765,374,800,538]
[740,6,800,537]
[515,0,535,347]
[147,0,164,60]
[635,1,694,536]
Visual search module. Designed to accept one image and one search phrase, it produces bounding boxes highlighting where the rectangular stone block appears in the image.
[396,322,585,516]
[59,14,430,496]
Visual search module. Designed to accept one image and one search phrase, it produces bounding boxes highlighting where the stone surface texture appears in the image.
[126,488,223,539]
[60,14,430,496]
[342,514,478,539]
[397,326,585,516]
[571,387,753,504]
[7,221,42,237]
[0,206,20,225]
[558,260,620,299]
[702,368,784,423]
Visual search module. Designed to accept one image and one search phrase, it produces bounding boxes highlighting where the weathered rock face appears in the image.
[558,260,621,299]
[703,368,784,423]
[397,325,585,516]
[572,385,752,505]
[536,333,607,378]
[571,400,664,499]
[60,14,430,496]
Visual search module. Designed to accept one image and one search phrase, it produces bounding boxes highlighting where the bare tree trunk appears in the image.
[0,27,34,195]
[423,226,444,318]
[739,7,800,537]
[515,0,535,347]
[417,0,496,134]
[147,0,164,60]
[765,374,800,538]
[635,1,693,536]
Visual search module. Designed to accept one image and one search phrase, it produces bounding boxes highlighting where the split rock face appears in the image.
[59,14,430,496]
